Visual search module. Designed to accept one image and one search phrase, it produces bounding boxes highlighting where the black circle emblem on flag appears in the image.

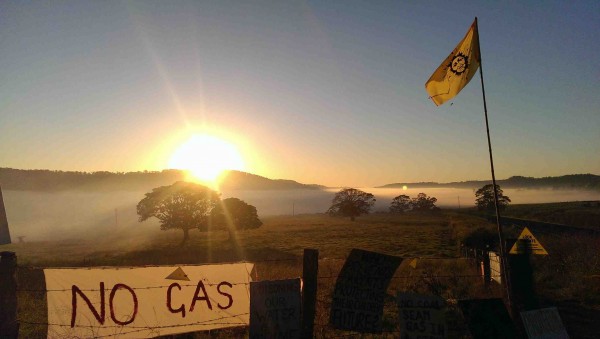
[449,52,469,75]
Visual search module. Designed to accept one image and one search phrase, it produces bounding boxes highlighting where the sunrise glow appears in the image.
[168,134,245,184]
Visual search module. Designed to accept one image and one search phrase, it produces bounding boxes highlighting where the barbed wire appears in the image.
[17,258,299,271]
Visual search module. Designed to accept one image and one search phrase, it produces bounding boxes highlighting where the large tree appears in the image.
[136,181,220,244]
[390,194,411,214]
[210,197,262,240]
[327,188,376,221]
[411,193,438,212]
[475,184,511,212]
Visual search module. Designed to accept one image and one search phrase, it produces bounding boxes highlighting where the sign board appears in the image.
[250,278,301,339]
[457,298,516,338]
[397,293,446,339]
[520,307,569,339]
[44,263,254,338]
[330,249,402,333]
[509,227,548,255]
[489,252,502,284]
[0,187,11,245]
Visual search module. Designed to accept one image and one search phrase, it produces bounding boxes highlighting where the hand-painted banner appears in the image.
[330,249,402,333]
[44,263,254,338]
[250,278,301,339]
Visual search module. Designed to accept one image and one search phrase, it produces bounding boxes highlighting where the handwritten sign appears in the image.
[397,293,446,339]
[330,249,402,333]
[521,307,569,339]
[250,278,301,339]
[44,263,254,338]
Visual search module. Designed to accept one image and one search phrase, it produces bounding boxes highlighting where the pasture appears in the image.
[4,208,599,338]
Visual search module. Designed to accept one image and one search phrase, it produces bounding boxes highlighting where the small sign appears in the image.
[0,186,11,245]
[458,298,516,338]
[397,293,446,339]
[520,307,569,339]
[250,278,301,339]
[509,227,548,255]
[408,258,418,269]
[330,249,402,333]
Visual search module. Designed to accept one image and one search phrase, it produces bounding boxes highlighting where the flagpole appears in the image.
[474,17,513,314]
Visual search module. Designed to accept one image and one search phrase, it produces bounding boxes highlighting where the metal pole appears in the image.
[475,17,513,313]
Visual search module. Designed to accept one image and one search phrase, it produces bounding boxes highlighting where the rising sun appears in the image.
[168,134,245,184]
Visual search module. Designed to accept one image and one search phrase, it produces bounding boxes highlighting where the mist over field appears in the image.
[2,187,599,242]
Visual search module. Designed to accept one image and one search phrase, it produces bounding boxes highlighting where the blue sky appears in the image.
[1,1,598,187]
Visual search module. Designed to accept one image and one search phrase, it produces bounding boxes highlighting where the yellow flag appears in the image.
[425,19,480,106]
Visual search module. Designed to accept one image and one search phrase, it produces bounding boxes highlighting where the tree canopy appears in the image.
[475,184,511,212]
[210,197,262,239]
[411,193,438,212]
[136,181,220,244]
[327,188,376,221]
[389,194,411,214]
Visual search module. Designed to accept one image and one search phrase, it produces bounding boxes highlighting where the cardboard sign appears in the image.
[520,307,569,339]
[509,227,548,255]
[44,263,254,338]
[458,298,516,338]
[250,278,301,339]
[397,293,446,339]
[330,249,402,333]
[0,187,11,245]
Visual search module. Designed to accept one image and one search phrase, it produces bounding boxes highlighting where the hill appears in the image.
[377,174,600,191]
[0,168,324,192]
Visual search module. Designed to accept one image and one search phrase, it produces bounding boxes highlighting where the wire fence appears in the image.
[8,253,499,338]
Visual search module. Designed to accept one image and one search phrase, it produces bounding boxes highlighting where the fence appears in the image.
[2,250,503,338]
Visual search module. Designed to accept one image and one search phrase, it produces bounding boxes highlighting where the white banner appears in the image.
[44,263,254,338]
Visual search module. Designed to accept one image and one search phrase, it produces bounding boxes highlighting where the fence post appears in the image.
[483,250,491,288]
[301,249,318,339]
[0,251,18,338]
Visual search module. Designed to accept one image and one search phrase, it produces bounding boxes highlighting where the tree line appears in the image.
[326,184,510,220]
[138,181,511,243]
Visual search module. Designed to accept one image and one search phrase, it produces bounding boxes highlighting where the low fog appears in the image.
[2,187,599,242]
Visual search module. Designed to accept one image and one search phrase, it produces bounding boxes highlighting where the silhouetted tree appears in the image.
[475,184,511,212]
[411,193,438,212]
[390,194,412,214]
[327,188,376,221]
[211,197,262,240]
[137,181,220,245]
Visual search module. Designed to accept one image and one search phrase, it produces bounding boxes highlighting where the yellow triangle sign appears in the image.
[165,267,190,281]
[509,227,548,255]
[408,258,418,269]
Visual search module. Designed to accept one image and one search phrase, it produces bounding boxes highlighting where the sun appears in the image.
[168,134,245,185]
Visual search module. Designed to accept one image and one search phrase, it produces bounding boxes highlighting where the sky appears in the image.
[1,1,599,187]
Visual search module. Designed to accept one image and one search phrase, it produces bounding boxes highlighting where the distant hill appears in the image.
[377,174,600,191]
[0,168,324,192]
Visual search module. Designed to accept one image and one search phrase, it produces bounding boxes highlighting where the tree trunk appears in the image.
[350,216,355,221]
[181,228,190,245]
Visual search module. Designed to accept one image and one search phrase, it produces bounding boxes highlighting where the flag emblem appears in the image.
[426,19,480,106]
[450,52,469,75]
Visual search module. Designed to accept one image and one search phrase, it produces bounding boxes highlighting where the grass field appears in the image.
[3,207,599,338]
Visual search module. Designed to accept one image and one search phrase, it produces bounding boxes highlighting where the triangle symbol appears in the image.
[509,227,548,255]
[409,258,418,269]
[165,267,190,281]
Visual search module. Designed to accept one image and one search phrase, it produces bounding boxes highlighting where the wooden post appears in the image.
[301,249,318,339]
[483,250,491,288]
[0,251,18,338]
